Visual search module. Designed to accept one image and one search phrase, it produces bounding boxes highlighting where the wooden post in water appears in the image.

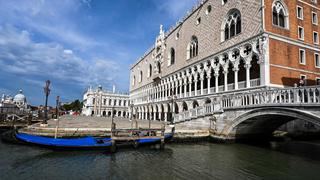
[160,124,165,150]
[110,117,117,153]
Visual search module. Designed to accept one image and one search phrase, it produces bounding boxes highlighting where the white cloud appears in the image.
[0,0,102,51]
[0,25,121,88]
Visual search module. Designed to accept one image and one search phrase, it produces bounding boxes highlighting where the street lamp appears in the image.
[43,80,51,124]
[56,96,60,119]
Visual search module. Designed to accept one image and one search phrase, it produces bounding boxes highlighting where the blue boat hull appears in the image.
[15,133,173,150]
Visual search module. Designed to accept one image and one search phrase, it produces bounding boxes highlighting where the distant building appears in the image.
[1,90,30,110]
[82,85,129,117]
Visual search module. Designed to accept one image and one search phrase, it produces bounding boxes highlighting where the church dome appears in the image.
[14,90,26,102]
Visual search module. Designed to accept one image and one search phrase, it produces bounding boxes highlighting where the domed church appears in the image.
[13,90,28,109]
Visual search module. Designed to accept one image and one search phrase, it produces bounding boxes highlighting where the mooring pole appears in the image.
[54,96,60,139]
[160,124,165,150]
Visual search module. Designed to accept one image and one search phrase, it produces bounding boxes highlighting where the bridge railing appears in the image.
[221,85,320,109]
[173,85,320,123]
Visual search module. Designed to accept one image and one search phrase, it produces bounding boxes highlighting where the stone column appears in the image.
[200,73,204,95]
[246,64,251,88]
[215,73,219,93]
[179,84,182,98]
[153,112,156,121]
[175,82,179,96]
[164,112,167,122]
[184,82,187,97]
[234,67,239,90]
[207,74,211,94]
[194,79,198,96]
[165,84,168,99]
[189,79,192,97]
[224,70,228,92]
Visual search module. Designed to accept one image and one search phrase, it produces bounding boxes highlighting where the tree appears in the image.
[62,99,83,112]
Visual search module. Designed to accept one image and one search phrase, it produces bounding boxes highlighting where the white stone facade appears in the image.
[129,0,267,122]
[82,86,129,117]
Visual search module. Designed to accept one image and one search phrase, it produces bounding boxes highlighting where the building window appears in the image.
[139,71,143,82]
[299,49,306,65]
[312,12,318,25]
[176,32,179,40]
[168,48,175,66]
[315,53,320,68]
[206,5,212,14]
[147,64,152,77]
[300,75,307,86]
[298,26,304,40]
[272,1,288,28]
[222,0,228,5]
[196,17,201,25]
[316,78,320,85]
[223,9,241,41]
[132,76,135,86]
[297,6,303,20]
[187,36,198,59]
[314,31,319,44]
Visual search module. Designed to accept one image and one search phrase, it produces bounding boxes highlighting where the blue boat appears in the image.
[15,133,113,149]
[14,131,174,150]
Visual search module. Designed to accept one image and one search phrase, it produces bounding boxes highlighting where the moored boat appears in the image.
[14,128,174,150]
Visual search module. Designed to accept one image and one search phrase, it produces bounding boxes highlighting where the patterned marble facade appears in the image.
[129,0,320,122]
[82,86,129,117]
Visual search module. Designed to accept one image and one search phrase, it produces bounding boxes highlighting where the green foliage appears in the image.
[62,99,83,112]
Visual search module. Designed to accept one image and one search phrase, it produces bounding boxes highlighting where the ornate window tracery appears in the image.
[187,36,198,59]
[272,1,288,28]
[223,9,241,41]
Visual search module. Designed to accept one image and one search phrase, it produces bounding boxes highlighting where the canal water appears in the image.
[1,136,320,180]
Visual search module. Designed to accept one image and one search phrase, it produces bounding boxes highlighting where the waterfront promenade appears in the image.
[19,115,209,138]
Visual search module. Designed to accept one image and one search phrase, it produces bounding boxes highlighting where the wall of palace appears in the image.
[130,0,263,92]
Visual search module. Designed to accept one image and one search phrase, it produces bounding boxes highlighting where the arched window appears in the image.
[187,36,198,59]
[132,76,135,86]
[148,64,152,77]
[139,71,143,82]
[169,48,175,65]
[223,9,241,41]
[157,61,161,74]
[272,1,288,28]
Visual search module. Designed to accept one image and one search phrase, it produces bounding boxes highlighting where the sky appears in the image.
[0,0,197,105]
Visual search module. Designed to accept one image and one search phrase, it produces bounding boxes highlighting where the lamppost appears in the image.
[55,96,60,119]
[43,80,51,124]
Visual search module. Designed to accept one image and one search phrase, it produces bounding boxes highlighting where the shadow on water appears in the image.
[239,139,320,161]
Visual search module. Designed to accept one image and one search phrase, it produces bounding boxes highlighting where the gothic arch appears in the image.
[272,0,289,29]
[221,8,241,41]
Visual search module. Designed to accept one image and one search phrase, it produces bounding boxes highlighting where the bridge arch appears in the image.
[222,107,320,141]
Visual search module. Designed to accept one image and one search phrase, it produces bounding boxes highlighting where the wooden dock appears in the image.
[110,122,167,152]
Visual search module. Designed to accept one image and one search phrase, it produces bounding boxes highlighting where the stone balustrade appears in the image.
[173,85,320,123]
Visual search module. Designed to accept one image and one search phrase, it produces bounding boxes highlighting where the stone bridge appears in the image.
[173,85,320,141]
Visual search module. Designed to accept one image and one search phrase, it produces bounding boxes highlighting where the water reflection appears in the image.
[1,136,320,180]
